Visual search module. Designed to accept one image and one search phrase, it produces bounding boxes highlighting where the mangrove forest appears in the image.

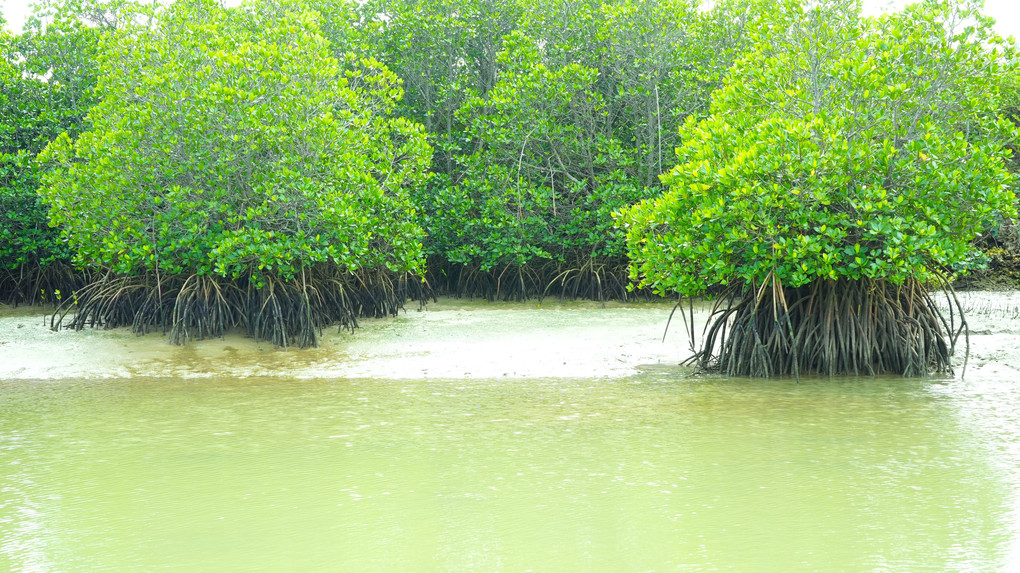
[2,0,1019,376]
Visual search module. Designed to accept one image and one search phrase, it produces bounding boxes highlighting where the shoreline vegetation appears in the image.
[4,0,1020,377]
[4,292,1020,381]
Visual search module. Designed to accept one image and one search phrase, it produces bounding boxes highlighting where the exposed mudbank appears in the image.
[0,298,688,380]
[2,293,1019,380]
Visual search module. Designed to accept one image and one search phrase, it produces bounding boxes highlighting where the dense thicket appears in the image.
[2,0,1018,362]
[38,0,431,346]
[0,1,117,303]
[362,0,754,300]
[620,0,1018,376]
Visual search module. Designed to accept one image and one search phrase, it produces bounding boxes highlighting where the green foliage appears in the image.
[0,0,119,278]
[305,0,380,57]
[392,0,744,283]
[620,0,1019,298]
[0,152,70,270]
[364,0,523,173]
[435,31,617,269]
[39,0,430,285]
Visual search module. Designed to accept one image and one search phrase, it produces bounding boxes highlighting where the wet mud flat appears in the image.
[2,293,1018,381]
[0,298,686,380]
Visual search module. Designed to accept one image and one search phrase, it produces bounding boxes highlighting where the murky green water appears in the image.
[2,373,1019,571]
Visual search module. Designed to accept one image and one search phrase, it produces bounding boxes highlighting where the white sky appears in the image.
[862,0,1020,39]
[1,0,33,31]
[2,0,1019,38]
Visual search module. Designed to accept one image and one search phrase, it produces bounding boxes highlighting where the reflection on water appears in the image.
[1,373,1018,571]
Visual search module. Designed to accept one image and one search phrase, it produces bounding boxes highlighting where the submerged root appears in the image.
[687,275,962,378]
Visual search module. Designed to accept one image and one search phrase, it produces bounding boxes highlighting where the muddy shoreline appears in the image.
[2,293,1019,380]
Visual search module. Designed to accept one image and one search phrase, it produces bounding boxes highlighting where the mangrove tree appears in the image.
[39,0,431,346]
[619,0,1018,377]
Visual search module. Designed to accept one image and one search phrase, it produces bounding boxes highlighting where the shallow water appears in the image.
[2,373,1019,571]
[0,299,688,380]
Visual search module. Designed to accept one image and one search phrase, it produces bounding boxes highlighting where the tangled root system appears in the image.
[426,256,645,302]
[426,262,541,301]
[542,258,636,303]
[50,265,427,348]
[0,262,89,306]
[685,274,964,378]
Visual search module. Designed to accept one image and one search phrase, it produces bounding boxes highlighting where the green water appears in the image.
[2,373,1019,571]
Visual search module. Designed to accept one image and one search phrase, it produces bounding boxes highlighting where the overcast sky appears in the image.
[2,0,1019,40]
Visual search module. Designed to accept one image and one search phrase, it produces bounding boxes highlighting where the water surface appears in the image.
[2,373,1018,571]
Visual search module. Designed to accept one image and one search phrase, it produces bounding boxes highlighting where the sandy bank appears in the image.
[2,292,1019,380]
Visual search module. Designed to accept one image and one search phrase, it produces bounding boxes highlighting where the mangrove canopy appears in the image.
[38,0,431,346]
[0,0,117,304]
[619,0,1019,377]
